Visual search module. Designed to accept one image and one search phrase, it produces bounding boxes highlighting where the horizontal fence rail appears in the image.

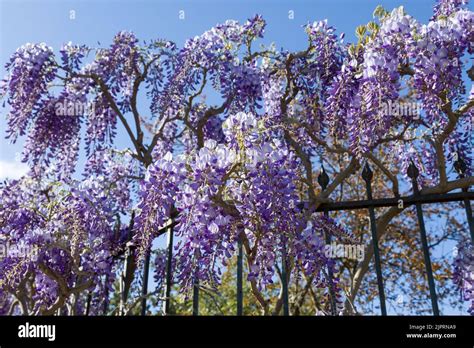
[304,191,474,212]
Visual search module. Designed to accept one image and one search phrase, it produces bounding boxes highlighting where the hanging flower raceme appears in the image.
[235,141,303,287]
[153,248,171,295]
[325,58,360,140]
[223,112,302,288]
[452,239,474,315]
[223,63,263,113]
[304,19,346,93]
[134,152,186,262]
[293,215,354,314]
[22,95,81,180]
[3,43,57,142]
[173,140,237,290]
[409,5,473,130]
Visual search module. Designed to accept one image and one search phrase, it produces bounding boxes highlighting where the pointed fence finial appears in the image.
[407,160,419,180]
[362,162,373,182]
[454,155,467,176]
[318,165,330,190]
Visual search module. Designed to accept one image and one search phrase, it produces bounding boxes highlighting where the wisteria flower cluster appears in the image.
[453,239,474,315]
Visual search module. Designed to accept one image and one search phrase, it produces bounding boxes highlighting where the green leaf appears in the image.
[373,5,388,19]
[367,21,379,33]
[356,25,366,39]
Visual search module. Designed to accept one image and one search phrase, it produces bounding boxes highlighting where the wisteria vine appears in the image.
[0,0,473,315]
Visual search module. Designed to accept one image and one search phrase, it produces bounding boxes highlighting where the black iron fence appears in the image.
[139,157,473,316]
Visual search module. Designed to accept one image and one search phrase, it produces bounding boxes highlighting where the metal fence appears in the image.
[138,158,473,316]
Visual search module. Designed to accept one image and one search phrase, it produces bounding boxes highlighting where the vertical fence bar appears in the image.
[85,292,92,316]
[407,161,439,316]
[193,278,199,316]
[454,157,474,244]
[281,241,290,316]
[318,166,337,316]
[237,233,243,316]
[361,163,387,316]
[192,247,200,315]
[141,250,151,316]
[120,245,132,316]
[462,190,474,244]
[103,274,110,315]
[163,225,174,315]
[121,213,135,316]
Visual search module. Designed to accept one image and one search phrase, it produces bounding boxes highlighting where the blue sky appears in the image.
[0,0,471,315]
[0,0,439,176]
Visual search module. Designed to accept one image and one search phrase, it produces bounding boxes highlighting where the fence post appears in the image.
[191,245,201,315]
[163,224,174,315]
[407,161,439,316]
[120,213,135,316]
[281,241,290,316]
[237,233,243,316]
[362,163,387,316]
[193,278,199,316]
[85,292,92,316]
[318,166,337,316]
[103,274,110,315]
[141,250,151,316]
[454,157,474,245]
